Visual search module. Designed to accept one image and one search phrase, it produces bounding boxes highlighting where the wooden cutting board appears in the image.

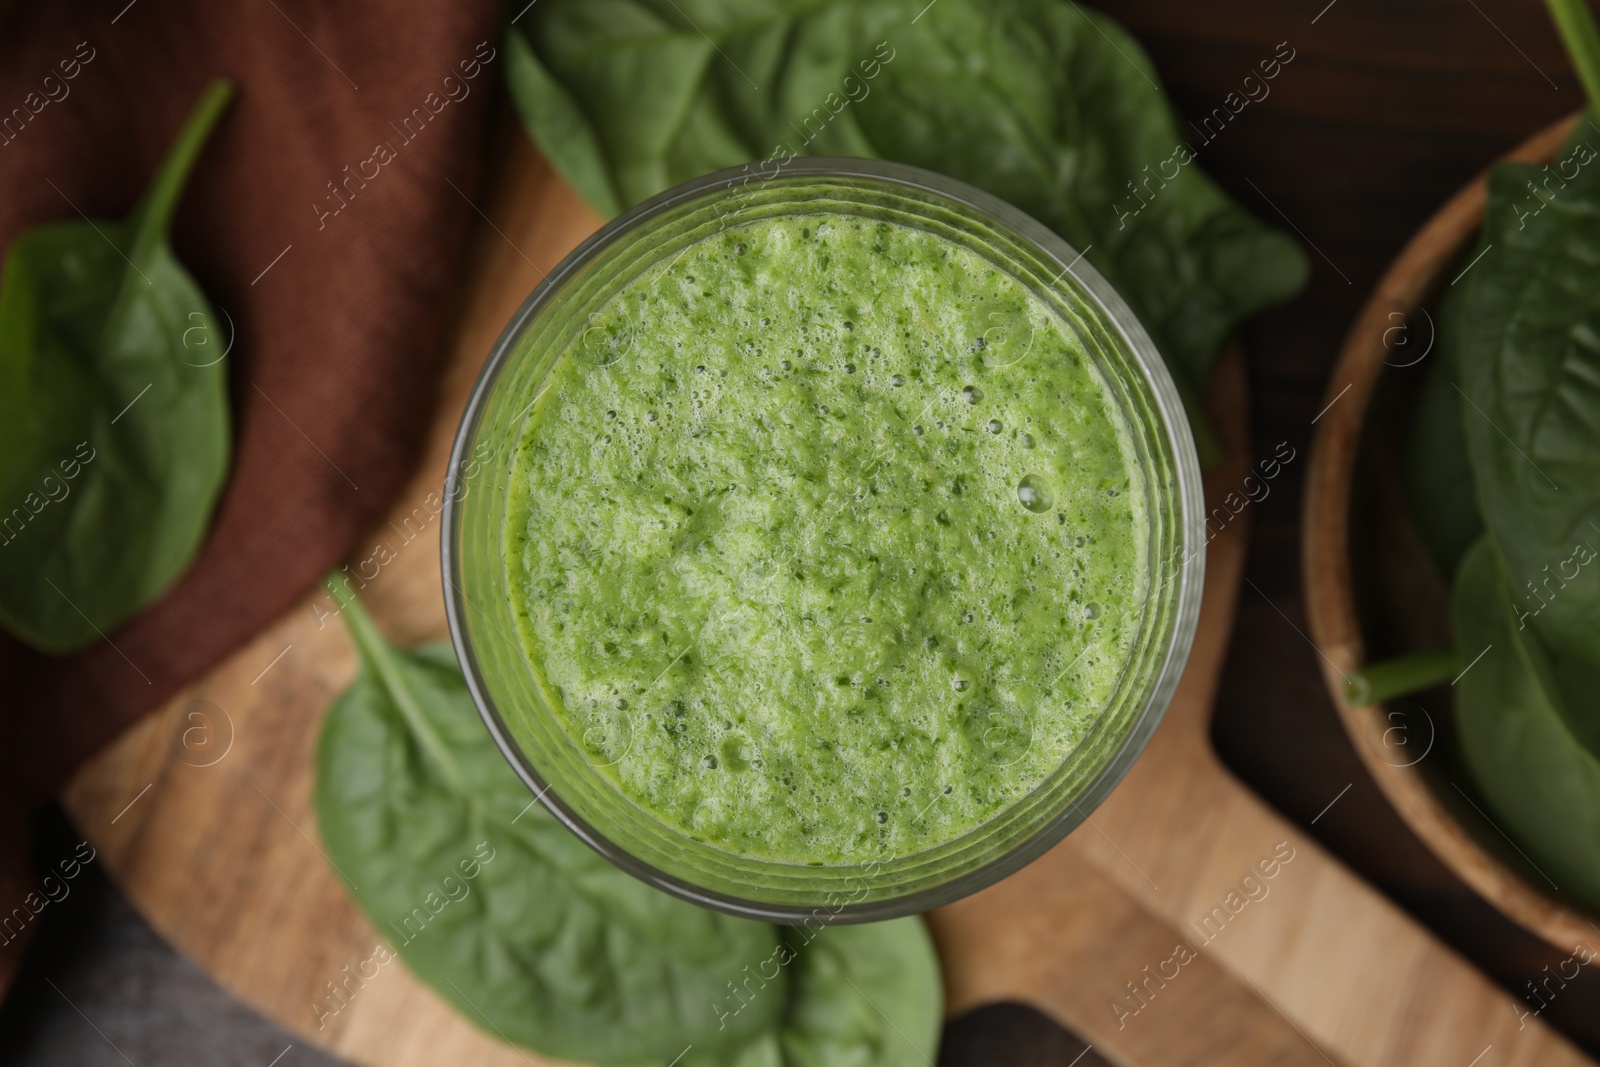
[61,134,1591,1067]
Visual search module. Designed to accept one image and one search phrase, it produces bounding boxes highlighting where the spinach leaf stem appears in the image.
[1547,0,1600,117]
[1344,646,1457,707]
[129,78,236,266]
[326,573,472,795]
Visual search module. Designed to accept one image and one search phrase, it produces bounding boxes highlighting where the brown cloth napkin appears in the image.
[0,0,503,990]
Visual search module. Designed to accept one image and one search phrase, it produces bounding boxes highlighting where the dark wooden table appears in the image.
[3,0,1596,1061]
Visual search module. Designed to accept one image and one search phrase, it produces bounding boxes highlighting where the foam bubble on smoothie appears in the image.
[506,213,1148,864]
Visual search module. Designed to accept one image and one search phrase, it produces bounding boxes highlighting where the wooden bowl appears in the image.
[1303,113,1600,951]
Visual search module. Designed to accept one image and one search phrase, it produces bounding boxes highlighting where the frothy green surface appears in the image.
[506,212,1147,863]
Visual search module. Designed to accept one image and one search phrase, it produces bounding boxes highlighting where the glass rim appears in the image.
[442,156,1205,923]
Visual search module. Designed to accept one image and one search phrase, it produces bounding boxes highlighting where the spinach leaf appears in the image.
[0,78,235,653]
[1369,1,1600,908]
[504,0,1307,434]
[775,918,941,1067]
[1452,538,1600,905]
[686,918,942,1067]
[1403,349,1483,580]
[313,581,787,1065]
[1445,127,1600,688]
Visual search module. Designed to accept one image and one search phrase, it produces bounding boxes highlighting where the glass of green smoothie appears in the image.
[443,159,1203,921]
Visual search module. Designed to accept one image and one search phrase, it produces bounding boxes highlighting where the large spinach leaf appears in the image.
[0,79,235,652]
[314,582,787,1064]
[1365,0,1600,910]
[1452,538,1600,905]
[1445,131,1600,686]
[505,0,1307,426]
[687,918,942,1067]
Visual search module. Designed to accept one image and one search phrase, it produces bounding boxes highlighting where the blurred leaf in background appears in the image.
[0,79,235,653]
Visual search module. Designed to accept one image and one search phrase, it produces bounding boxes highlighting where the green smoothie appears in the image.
[505,212,1147,864]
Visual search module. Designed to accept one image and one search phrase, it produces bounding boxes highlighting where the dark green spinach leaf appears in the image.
[1445,134,1600,687]
[505,0,1307,446]
[1371,0,1600,906]
[1452,538,1600,905]
[686,917,942,1067]
[0,78,235,652]
[1334,2,1600,908]
[313,582,788,1065]
[775,917,941,1067]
